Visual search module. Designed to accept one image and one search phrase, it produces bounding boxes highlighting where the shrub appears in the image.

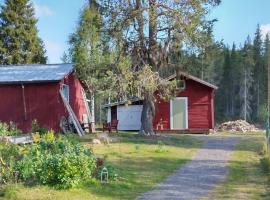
[260,156,270,173]
[31,120,48,135]
[0,122,21,137]
[16,136,96,188]
[0,142,21,184]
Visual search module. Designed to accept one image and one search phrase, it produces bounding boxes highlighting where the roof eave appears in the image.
[0,80,60,85]
[168,72,218,90]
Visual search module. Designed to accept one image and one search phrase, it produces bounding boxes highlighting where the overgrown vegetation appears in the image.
[0,122,21,137]
[0,132,96,189]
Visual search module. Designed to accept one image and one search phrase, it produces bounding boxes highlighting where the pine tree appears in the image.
[252,24,263,120]
[0,0,46,64]
[230,43,237,116]
[219,48,232,117]
[259,33,270,122]
[240,37,254,121]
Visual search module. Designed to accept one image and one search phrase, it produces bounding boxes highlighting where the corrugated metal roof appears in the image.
[0,63,74,84]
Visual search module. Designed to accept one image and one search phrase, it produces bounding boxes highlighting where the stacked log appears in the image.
[217,120,258,133]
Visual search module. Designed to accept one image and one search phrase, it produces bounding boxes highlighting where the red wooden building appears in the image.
[104,72,217,133]
[0,64,90,133]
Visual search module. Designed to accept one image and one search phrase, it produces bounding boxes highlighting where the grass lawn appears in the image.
[0,132,201,200]
[204,132,270,200]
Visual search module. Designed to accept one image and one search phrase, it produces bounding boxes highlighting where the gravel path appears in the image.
[137,136,240,200]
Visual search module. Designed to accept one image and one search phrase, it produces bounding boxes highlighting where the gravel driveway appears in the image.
[137,136,240,200]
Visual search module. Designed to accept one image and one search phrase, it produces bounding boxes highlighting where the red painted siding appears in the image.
[154,79,215,131]
[61,72,88,123]
[0,72,87,133]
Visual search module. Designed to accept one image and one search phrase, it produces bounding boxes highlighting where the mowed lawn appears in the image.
[0,132,202,200]
[204,132,270,200]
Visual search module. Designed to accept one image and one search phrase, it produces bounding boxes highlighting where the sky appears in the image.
[7,0,270,63]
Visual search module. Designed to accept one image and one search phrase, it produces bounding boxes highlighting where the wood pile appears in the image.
[217,120,258,133]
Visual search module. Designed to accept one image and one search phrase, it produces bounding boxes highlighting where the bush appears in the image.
[31,119,48,135]
[0,132,96,189]
[16,136,96,188]
[260,156,270,173]
[0,122,21,137]
[0,142,21,184]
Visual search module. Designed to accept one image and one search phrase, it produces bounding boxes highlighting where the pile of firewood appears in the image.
[217,120,258,133]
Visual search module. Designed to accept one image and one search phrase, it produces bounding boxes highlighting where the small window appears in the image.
[61,84,69,102]
[176,80,185,90]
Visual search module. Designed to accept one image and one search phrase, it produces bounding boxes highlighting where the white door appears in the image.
[117,105,143,130]
[170,97,188,130]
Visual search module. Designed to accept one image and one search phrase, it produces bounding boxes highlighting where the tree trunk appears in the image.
[244,69,247,121]
[140,92,155,135]
[90,91,95,132]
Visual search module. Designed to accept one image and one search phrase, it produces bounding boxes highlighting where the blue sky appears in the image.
[21,0,270,63]
[210,0,270,46]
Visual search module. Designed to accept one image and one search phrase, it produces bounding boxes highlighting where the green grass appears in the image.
[204,132,270,200]
[0,132,201,200]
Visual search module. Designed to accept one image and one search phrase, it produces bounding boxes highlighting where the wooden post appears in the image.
[21,84,27,120]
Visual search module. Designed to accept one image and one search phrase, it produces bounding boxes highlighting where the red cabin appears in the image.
[104,72,217,133]
[0,64,90,133]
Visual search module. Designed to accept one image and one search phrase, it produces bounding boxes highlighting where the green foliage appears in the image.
[31,120,48,135]
[0,0,47,64]
[134,145,140,152]
[16,137,96,188]
[155,140,168,153]
[260,156,270,174]
[0,135,96,189]
[0,121,21,136]
[0,142,20,184]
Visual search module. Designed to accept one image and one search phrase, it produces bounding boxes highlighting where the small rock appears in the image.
[92,139,101,144]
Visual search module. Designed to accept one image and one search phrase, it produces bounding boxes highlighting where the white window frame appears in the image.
[176,79,186,90]
[61,84,69,102]
[170,97,188,130]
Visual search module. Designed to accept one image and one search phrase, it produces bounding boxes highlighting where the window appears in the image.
[176,80,185,90]
[61,84,69,102]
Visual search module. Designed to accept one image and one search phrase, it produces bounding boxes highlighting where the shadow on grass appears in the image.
[80,132,203,150]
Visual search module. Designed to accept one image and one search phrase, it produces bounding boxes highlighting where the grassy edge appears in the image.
[203,133,270,199]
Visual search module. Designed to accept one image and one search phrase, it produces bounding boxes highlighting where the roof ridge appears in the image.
[0,63,73,67]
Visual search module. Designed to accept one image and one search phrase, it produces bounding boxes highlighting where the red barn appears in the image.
[0,64,90,133]
[104,72,217,133]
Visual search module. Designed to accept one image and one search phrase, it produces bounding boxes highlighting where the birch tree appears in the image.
[66,0,109,131]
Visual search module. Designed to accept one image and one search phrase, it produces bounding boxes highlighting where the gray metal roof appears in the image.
[0,63,74,84]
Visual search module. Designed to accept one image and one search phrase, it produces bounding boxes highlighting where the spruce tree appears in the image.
[252,24,263,120]
[259,33,270,121]
[240,37,254,121]
[230,43,237,116]
[0,0,47,64]
[219,48,232,118]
